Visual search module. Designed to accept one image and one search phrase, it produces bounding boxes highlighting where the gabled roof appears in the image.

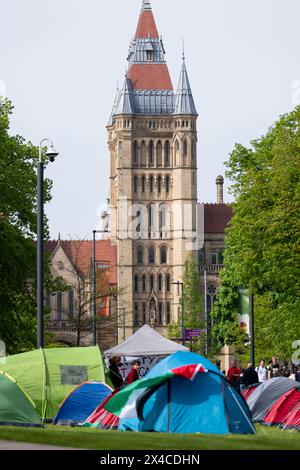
[45,240,117,284]
[104,325,189,357]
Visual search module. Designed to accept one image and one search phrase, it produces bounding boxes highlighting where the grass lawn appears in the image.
[0,425,299,450]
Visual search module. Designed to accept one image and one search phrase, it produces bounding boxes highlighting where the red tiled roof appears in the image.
[204,204,233,234]
[128,64,173,90]
[45,240,117,285]
[135,10,159,38]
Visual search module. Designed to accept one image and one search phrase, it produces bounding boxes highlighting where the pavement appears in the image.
[0,440,78,450]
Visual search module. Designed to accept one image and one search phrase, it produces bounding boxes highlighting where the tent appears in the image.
[263,388,300,427]
[82,389,120,430]
[242,383,260,400]
[0,371,42,427]
[246,377,300,423]
[104,325,189,358]
[282,402,300,430]
[0,346,105,420]
[53,382,112,426]
[104,351,255,435]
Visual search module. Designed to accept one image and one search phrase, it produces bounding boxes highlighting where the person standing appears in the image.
[243,363,259,387]
[255,359,269,383]
[109,356,124,389]
[125,360,141,385]
[227,361,241,391]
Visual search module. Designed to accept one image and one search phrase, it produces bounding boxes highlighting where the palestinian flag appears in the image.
[104,363,207,419]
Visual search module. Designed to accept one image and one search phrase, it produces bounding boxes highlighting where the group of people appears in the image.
[226,356,300,392]
[108,356,141,389]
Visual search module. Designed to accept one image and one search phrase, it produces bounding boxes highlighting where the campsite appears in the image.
[0,326,299,450]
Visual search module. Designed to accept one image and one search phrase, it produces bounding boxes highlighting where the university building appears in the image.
[47,1,233,349]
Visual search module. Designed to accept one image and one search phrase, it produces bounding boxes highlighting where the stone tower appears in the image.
[108,0,198,340]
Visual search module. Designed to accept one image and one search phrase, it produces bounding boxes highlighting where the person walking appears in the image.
[255,359,269,383]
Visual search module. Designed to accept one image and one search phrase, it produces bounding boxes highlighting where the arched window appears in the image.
[156,141,162,167]
[140,141,147,167]
[159,302,163,324]
[134,303,139,325]
[157,175,162,194]
[141,176,146,193]
[166,303,171,323]
[150,274,155,291]
[166,176,170,194]
[160,246,167,264]
[175,141,180,166]
[166,274,171,292]
[158,274,163,292]
[148,205,152,235]
[165,141,170,167]
[142,274,146,292]
[134,275,139,293]
[137,246,144,264]
[133,141,138,166]
[149,176,154,193]
[148,141,154,166]
[149,246,155,264]
[184,139,188,160]
[133,176,138,193]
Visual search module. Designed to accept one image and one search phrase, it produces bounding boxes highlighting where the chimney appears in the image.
[216,176,224,204]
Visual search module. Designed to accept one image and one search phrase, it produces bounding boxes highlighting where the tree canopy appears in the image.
[0,100,52,353]
[212,107,300,360]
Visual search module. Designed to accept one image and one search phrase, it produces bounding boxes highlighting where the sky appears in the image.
[1,0,299,239]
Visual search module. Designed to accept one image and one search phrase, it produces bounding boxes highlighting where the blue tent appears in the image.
[118,352,255,434]
[53,382,112,425]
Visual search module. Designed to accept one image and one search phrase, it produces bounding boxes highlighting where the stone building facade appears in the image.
[108,0,199,338]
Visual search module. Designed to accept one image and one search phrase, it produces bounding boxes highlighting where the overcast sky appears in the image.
[1,0,299,239]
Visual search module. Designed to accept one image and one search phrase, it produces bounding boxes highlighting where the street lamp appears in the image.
[37,139,59,349]
[92,229,110,346]
[173,281,185,346]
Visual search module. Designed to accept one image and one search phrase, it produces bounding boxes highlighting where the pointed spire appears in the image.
[135,0,158,38]
[142,0,152,11]
[108,84,120,125]
[174,57,197,115]
[115,77,134,115]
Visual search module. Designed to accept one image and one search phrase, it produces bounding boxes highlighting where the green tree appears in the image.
[0,99,53,354]
[212,106,300,360]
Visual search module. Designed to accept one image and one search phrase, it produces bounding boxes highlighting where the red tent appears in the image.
[242,383,260,400]
[264,388,300,427]
[282,402,300,430]
[82,390,119,430]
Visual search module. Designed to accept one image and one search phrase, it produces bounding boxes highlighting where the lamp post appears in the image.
[92,229,110,346]
[204,269,208,356]
[37,139,59,349]
[173,281,185,345]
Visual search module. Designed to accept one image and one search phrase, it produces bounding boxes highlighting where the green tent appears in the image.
[0,346,104,420]
[0,371,42,427]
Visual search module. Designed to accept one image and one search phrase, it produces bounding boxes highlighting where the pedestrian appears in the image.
[243,363,259,388]
[109,356,124,389]
[255,359,269,383]
[227,360,241,391]
[125,360,141,385]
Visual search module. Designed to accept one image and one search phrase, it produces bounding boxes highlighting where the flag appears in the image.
[104,364,207,419]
